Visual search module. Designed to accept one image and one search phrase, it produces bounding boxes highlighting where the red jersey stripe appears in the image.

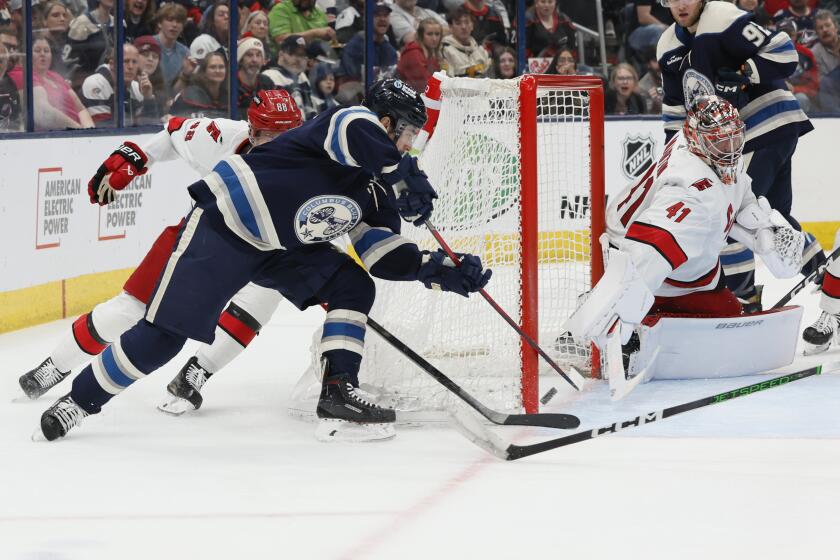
[625,221,688,270]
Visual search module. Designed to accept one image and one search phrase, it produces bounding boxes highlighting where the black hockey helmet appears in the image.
[363,78,427,130]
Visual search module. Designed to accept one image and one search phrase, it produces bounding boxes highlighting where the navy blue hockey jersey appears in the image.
[657,1,813,152]
[188,105,423,280]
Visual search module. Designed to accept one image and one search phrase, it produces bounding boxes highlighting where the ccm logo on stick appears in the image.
[715,320,763,329]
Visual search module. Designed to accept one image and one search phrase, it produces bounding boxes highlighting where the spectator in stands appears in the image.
[236,36,273,115]
[0,25,18,71]
[547,46,576,75]
[269,0,335,47]
[63,0,90,17]
[310,61,338,112]
[339,2,397,88]
[813,10,840,79]
[37,1,76,79]
[463,0,508,49]
[773,0,818,46]
[605,62,646,115]
[9,35,94,129]
[81,42,159,125]
[169,50,228,118]
[637,46,662,114]
[153,3,189,97]
[778,17,820,111]
[489,45,515,78]
[67,0,115,88]
[242,9,273,58]
[125,0,157,42]
[261,34,319,119]
[398,17,445,91]
[134,34,168,114]
[441,6,489,78]
[190,0,230,61]
[735,0,772,27]
[524,0,576,59]
[0,0,11,31]
[335,0,363,43]
[389,0,446,47]
[0,41,21,132]
[305,40,336,73]
[627,0,672,59]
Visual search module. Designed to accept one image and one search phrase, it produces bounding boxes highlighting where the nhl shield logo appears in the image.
[295,195,361,243]
[621,134,656,179]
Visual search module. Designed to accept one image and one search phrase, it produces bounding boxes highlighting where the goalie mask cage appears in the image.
[290,75,605,420]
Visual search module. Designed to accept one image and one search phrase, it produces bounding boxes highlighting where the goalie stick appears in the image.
[422,219,587,392]
[364,315,581,430]
[452,364,824,460]
[772,245,840,308]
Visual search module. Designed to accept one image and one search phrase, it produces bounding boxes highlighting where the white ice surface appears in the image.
[1,270,839,560]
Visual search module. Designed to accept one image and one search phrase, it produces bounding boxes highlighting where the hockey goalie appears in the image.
[564,95,806,399]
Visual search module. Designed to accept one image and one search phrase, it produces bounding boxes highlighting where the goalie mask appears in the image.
[683,95,745,185]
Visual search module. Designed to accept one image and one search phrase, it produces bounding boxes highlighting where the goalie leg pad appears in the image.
[635,306,803,380]
[562,249,654,347]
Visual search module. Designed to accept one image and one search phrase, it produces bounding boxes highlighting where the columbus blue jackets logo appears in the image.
[682,69,715,105]
[621,134,656,179]
[295,196,361,243]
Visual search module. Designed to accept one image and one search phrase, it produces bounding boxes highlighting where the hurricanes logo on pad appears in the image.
[294,195,361,243]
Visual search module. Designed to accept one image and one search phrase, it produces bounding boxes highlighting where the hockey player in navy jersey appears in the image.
[656,0,825,312]
[36,78,492,443]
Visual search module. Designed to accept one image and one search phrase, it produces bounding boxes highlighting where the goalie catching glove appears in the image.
[417,249,491,297]
[384,155,437,224]
[87,142,149,205]
[729,196,805,278]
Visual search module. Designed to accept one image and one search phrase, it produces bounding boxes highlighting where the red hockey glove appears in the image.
[87,141,148,205]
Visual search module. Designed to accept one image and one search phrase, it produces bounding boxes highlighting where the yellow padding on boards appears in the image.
[0,268,133,334]
[801,222,839,254]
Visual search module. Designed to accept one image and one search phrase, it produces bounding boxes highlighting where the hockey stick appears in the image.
[364,315,580,429]
[771,245,840,308]
[452,364,823,460]
[422,219,587,391]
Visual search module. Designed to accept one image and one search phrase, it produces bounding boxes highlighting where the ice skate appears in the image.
[802,311,840,355]
[39,393,89,441]
[19,357,70,400]
[157,357,212,416]
[316,374,396,442]
[738,285,764,315]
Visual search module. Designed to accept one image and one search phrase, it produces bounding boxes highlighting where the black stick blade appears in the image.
[501,413,580,429]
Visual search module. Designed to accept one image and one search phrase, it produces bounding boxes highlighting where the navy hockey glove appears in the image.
[715,67,750,105]
[417,249,492,297]
[388,156,438,224]
[88,142,148,205]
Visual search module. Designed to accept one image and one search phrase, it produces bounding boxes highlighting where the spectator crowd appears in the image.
[0,0,838,133]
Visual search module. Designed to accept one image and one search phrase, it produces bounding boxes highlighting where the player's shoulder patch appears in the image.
[696,1,750,36]
[294,195,363,243]
[656,25,684,62]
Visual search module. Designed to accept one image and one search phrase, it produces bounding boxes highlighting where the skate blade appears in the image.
[11,394,36,403]
[157,396,195,416]
[30,427,47,442]
[803,343,831,356]
[314,419,396,443]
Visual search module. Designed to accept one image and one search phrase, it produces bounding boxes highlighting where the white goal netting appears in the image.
[289,76,601,420]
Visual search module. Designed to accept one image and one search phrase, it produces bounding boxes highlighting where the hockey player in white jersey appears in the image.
[802,231,840,353]
[19,90,303,414]
[565,95,806,398]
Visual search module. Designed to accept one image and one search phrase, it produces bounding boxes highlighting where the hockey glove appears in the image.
[417,249,492,297]
[88,141,148,205]
[387,156,438,224]
[715,67,750,105]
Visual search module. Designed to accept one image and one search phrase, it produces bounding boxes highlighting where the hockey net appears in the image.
[289,75,604,420]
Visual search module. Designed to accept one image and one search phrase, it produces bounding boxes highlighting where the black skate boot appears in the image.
[157,357,212,416]
[40,393,89,441]
[802,311,839,355]
[19,357,70,400]
[739,285,764,315]
[316,369,396,442]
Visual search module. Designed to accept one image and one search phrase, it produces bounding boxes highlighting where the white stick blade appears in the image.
[448,407,510,460]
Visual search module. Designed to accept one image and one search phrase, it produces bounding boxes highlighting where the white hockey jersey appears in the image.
[140,117,250,177]
[606,131,756,298]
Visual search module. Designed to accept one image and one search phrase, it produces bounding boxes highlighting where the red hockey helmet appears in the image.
[683,95,745,184]
[247,89,303,132]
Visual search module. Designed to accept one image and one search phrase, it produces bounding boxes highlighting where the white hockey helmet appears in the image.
[683,95,745,185]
